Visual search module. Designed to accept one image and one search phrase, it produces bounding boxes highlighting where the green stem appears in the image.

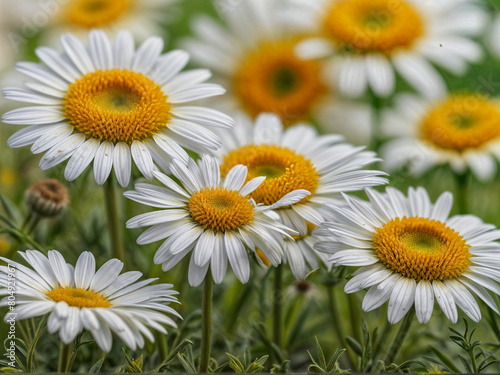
[57,342,73,373]
[454,172,469,214]
[103,178,125,262]
[383,308,415,365]
[199,272,213,373]
[326,285,354,368]
[6,213,41,259]
[370,91,383,152]
[273,264,283,351]
[347,294,362,343]
[156,331,169,362]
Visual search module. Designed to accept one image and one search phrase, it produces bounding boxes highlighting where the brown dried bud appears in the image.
[26,179,69,218]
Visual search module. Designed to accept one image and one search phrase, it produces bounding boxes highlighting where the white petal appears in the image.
[225,232,250,283]
[113,142,132,188]
[131,140,155,180]
[387,278,416,324]
[415,280,434,324]
[432,280,458,323]
[93,141,115,185]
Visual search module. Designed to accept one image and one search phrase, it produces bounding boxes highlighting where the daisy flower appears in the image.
[381,93,500,181]
[290,0,486,98]
[2,30,232,187]
[33,0,178,45]
[125,154,310,286]
[315,187,500,324]
[0,250,180,352]
[214,113,387,279]
[183,0,334,127]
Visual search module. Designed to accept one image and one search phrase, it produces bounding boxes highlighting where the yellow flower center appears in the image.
[188,187,255,232]
[221,145,319,206]
[373,217,471,281]
[64,69,171,144]
[323,0,423,54]
[46,287,112,308]
[421,95,500,151]
[64,0,131,28]
[234,39,327,126]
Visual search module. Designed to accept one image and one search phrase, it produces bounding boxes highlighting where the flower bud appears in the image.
[26,179,69,218]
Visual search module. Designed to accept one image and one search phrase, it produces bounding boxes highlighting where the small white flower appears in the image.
[316,187,500,324]
[0,250,180,352]
[184,0,335,128]
[33,0,179,45]
[214,112,387,279]
[381,93,500,181]
[2,30,233,187]
[125,154,309,286]
[290,0,486,98]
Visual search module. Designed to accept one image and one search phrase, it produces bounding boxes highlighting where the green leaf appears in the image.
[429,346,461,373]
[88,356,106,373]
[346,337,362,357]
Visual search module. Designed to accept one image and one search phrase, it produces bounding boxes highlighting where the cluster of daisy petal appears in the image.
[1,0,500,370]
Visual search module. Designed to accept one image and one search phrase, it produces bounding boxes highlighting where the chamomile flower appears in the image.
[214,113,387,279]
[316,187,500,324]
[2,30,232,187]
[39,0,178,45]
[290,0,486,98]
[125,154,309,286]
[0,250,180,352]
[184,0,334,127]
[381,93,500,181]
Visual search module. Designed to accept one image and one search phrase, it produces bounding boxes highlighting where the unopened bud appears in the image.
[26,179,69,218]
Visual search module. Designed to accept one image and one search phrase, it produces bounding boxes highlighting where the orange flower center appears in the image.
[47,287,112,308]
[64,0,131,28]
[421,95,500,151]
[188,187,255,232]
[373,217,471,281]
[323,0,424,54]
[220,145,319,206]
[64,69,171,144]
[234,38,327,126]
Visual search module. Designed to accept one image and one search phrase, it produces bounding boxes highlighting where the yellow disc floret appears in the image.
[64,69,171,144]
[188,187,255,232]
[221,145,319,206]
[47,287,112,308]
[323,0,423,54]
[234,39,327,126]
[64,0,131,28]
[373,217,471,281]
[421,95,500,151]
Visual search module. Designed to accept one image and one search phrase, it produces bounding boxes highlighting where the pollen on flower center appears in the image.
[323,0,424,54]
[64,69,172,144]
[220,145,319,206]
[373,217,471,281]
[64,0,131,28]
[420,95,500,151]
[46,287,112,308]
[234,39,327,126]
[188,187,255,232]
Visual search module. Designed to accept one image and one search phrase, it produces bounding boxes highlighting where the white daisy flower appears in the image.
[125,154,310,286]
[0,250,180,352]
[183,0,334,128]
[214,112,388,279]
[381,93,500,181]
[27,0,178,45]
[315,187,500,324]
[2,30,233,187]
[290,0,486,98]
